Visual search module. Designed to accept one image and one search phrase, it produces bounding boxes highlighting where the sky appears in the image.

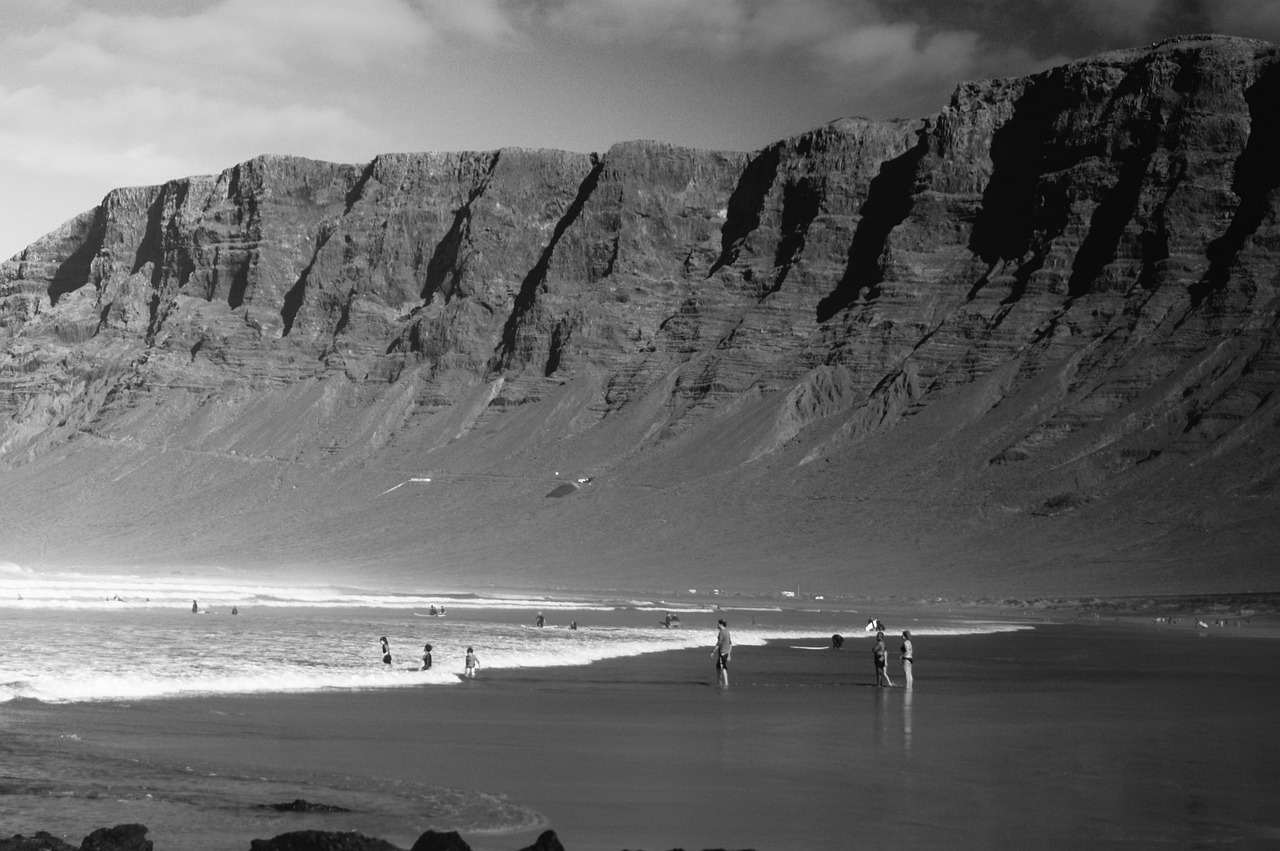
[2,0,1279,261]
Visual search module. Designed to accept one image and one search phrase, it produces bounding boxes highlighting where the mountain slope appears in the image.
[2,35,1279,597]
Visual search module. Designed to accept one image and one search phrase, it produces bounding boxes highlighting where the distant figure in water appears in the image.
[465,647,479,677]
[535,612,546,627]
[831,633,844,650]
[866,618,885,632]
[713,619,732,687]
[873,631,894,687]
[569,621,578,631]
[429,605,438,616]
[900,630,914,690]
[421,643,433,671]
[663,613,680,628]
[231,605,239,615]
[192,600,199,614]
[380,636,392,665]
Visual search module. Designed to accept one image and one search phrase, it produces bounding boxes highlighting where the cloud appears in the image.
[419,0,519,42]
[0,82,381,186]
[1068,0,1280,45]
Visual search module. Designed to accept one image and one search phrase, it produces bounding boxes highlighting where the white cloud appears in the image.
[0,81,381,186]
[419,0,519,41]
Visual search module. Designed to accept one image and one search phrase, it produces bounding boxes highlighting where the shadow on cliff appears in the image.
[1195,62,1280,303]
[816,134,927,322]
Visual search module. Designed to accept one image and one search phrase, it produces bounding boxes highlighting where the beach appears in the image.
[4,613,1279,850]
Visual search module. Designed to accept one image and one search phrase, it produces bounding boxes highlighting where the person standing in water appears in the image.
[713,619,732,687]
[874,631,894,687]
[421,643,433,671]
[464,647,479,677]
[900,630,914,690]
[191,600,198,613]
[380,636,392,665]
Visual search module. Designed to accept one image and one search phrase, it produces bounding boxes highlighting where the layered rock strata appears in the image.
[2,35,1278,592]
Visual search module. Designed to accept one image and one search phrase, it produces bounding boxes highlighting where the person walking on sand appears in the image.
[421,643,433,671]
[874,631,894,687]
[380,636,392,666]
[465,646,479,677]
[900,630,914,690]
[713,619,732,687]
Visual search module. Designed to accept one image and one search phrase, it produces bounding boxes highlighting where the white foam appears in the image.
[0,572,1034,704]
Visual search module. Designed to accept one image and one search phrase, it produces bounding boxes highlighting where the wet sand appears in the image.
[8,618,1280,850]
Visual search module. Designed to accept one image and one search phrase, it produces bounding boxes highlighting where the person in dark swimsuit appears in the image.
[380,636,392,665]
[874,632,894,687]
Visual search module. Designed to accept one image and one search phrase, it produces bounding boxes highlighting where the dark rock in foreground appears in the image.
[248,830,400,850]
[3,826,750,851]
[1,824,152,851]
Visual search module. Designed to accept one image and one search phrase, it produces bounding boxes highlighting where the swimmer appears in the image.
[380,636,392,665]
[421,643,433,671]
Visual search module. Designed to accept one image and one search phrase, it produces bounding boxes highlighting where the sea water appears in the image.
[0,569,1026,705]
[0,567,1033,848]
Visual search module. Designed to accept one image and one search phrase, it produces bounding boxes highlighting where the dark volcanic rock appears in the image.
[0,833,77,851]
[407,831,471,851]
[256,800,352,813]
[249,831,401,851]
[3,35,1280,594]
[516,831,564,851]
[77,825,151,851]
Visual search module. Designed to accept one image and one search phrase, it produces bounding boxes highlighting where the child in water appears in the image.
[464,647,479,677]
[380,636,392,665]
[421,643,433,671]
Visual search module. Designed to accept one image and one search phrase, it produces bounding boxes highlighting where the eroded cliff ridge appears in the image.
[2,35,1278,595]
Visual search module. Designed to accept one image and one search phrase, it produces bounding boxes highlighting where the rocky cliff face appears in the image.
[2,35,1278,596]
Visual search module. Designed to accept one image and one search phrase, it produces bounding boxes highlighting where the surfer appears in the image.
[421,643,433,671]
[429,605,437,616]
[464,647,479,677]
[713,619,732,687]
[874,632,894,687]
[831,633,844,650]
[900,630,914,690]
[380,636,392,665]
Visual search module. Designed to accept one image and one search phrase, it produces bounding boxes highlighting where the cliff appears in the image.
[2,35,1278,596]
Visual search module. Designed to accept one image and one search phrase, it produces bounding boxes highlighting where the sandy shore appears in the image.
[8,616,1280,850]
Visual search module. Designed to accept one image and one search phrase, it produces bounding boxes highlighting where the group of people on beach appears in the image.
[379,616,916,688]
[379,636,479,676]
[872,629,913,689]
[711,619,914,689]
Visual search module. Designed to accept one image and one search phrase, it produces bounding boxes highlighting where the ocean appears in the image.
[0,570,1026,705]
[2,567,1048,849]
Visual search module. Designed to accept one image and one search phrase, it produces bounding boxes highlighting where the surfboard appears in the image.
[789,645,830,650]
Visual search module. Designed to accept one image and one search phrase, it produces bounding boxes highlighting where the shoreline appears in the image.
[7,619,1280,850]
